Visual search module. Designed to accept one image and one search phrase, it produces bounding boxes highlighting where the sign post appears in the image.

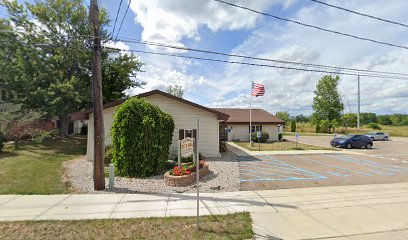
[177,140,181,168]
[257,131,261,151]
[296,133,299,148]
[196,119,200,231]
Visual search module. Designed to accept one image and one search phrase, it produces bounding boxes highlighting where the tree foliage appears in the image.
[342,113,357,128]
[166,85,184,98]
[111,98,175,177]
[294,114,309,123]
[275,111,290,123]
[360,112,377,125]
[0,0,143,135]
[0,103,43,149]
[312,75,344,132]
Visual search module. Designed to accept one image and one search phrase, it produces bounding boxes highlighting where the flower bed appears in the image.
[164,161,210,187]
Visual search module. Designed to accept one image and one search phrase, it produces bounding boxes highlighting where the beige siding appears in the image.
[87,94,220,161]
[87,107,117,160]
[227,123,280,142]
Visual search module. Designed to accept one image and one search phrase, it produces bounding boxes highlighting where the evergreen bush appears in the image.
[278,133,283,141]
[290,121,297,132]
[111,98,175,177]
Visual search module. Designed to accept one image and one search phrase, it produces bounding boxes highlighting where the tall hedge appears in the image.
[111,98,175,177]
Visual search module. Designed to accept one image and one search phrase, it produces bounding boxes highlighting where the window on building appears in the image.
[249,125,262,133]
[184,129,193,138]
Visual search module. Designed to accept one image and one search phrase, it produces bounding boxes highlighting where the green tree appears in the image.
[312,75,344,130]
[295,114,309,123]
[0,0,143,136]
[342,113,357,129]
[166,85,184,98]
[360,112,377,125]
[275,111,290,123]
[378,115,393,125]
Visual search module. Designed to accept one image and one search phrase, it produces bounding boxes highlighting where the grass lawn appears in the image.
[0,212,253,240]
[234,141,333,151]
[0,136,86,194]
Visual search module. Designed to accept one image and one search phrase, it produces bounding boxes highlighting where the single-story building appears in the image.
[214,108,284,142]
[76,90,229,160]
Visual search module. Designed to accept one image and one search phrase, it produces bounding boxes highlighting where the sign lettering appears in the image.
[181,137,194,158]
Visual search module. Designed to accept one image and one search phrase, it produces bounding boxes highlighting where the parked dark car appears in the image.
[330,134,373,149]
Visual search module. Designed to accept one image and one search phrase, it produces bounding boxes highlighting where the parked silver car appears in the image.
[365,132,389,141]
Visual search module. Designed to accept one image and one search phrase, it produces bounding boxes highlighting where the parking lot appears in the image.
[287,135,408,163]
[236,135,408,191]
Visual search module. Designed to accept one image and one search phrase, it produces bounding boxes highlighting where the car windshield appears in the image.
[340,135,354,139]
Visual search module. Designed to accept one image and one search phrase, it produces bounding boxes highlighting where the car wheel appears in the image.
[347,143,352,149]
[366,143,372,149]
[384,136,388,141]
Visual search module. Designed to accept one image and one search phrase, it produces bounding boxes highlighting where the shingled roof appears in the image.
[212,108,284,124]
[71,90,229,121]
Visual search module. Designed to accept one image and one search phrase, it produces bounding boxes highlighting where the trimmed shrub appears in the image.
[0,132,5,152]
[278,133,283,141]
[366,122,382,130]
[219,140,227,152]
[290,121,297,132]
[111,98,175,177]
[251,131,269,143]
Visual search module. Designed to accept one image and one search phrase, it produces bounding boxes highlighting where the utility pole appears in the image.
[90,0,105,190]
[357,75,360,129]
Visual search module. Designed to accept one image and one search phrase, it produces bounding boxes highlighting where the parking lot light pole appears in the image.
[357,75,360,129]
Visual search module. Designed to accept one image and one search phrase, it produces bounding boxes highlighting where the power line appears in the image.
[111,0,124,37]
[212,0,408,51]
[115,0,132,40]
[115,48,408,80]
[115,36,408,77]
[308,0,408,28]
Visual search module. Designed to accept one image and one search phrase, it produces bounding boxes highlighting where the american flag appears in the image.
[251,81,265,97]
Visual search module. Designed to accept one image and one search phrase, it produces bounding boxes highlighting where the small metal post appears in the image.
[196,118,200,231]
[178,140,181,168]
[357,75,360,129]
[109,163,114,191]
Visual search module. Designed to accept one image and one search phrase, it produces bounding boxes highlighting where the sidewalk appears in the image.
[227,141,348,156]
[1,182,408,239]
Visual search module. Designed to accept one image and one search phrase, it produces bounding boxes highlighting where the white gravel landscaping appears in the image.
[64,151,240,194]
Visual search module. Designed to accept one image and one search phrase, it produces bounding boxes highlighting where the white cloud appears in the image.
[208,0,408,115]
[127,0,408,115]
[104,40,130,51]
[129,0,294,47]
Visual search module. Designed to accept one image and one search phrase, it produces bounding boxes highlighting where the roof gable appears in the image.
[71,90,229,121]
[212,108,284,124]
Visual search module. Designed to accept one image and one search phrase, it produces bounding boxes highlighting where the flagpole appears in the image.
[250,81,252,147]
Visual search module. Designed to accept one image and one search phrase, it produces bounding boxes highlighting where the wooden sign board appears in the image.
[181,137,194,158]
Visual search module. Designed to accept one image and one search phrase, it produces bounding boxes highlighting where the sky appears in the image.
[3,0,408,116]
